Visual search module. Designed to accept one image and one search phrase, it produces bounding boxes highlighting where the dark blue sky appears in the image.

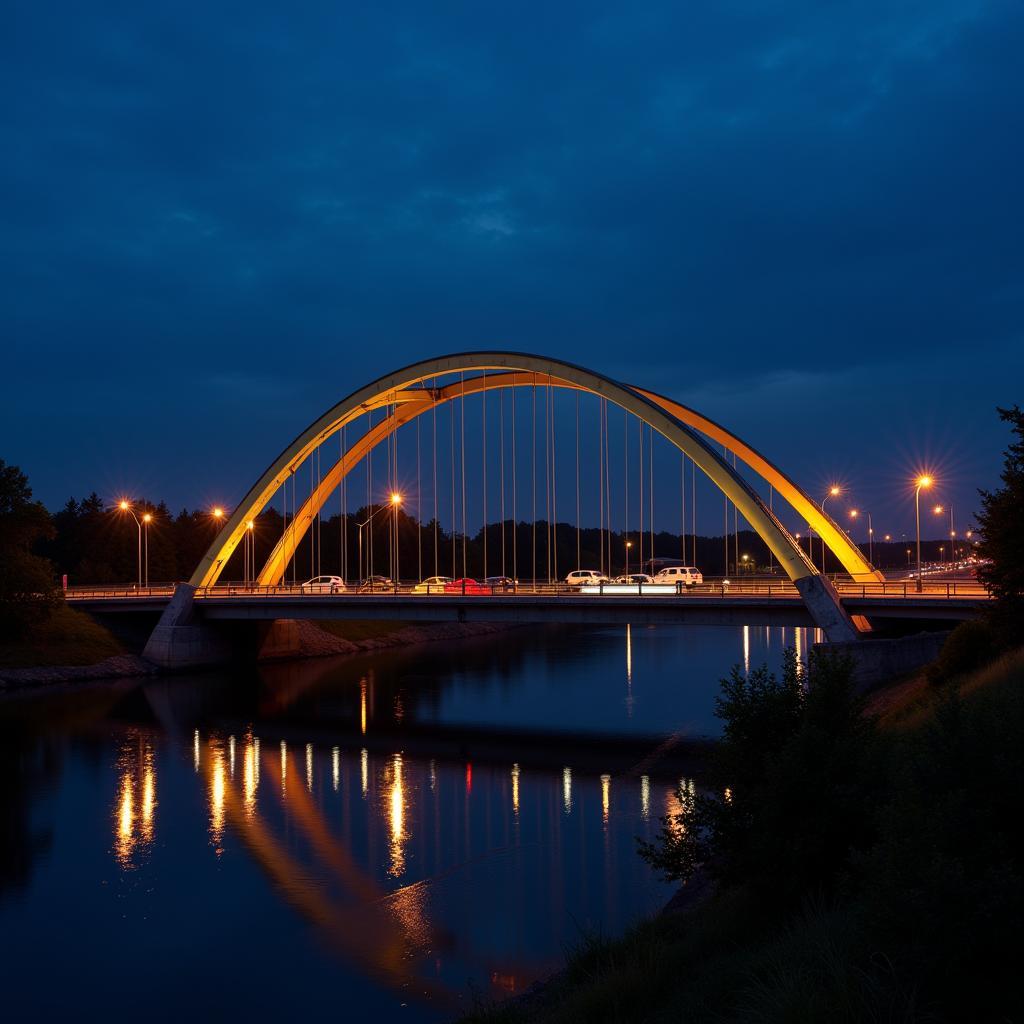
[3,0,1020,537]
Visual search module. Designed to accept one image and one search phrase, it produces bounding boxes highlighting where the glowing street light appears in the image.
[142,513,152,588]
[625,539,633,575]
[116,500,142,588]
[914,475,933,592]
[849,508,874,566]
[358,494,402,586]
[820,485,840,572]
[933,503,955,568]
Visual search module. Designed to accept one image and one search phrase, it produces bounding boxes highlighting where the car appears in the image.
[653,566,703,587]
[484,575,518,591]
[300,575,347,594]
[444,577,491,594]
[612,573,654,585]
[412,575,453,594]
[565,569,610,587]
[358,575,394,593]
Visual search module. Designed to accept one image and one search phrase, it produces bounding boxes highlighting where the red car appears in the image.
[444,577,490,595]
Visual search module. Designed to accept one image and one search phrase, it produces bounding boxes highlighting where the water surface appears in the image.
[0,623,809,1020]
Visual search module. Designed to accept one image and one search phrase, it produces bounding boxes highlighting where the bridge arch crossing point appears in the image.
[191,353,875,641]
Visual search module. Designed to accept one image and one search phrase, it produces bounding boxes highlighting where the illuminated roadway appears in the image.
[66,579,989,627]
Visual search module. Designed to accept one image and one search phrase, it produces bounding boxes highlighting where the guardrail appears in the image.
[64,577,990,602]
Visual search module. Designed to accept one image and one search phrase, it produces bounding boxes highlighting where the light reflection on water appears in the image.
[5,623,811,1021]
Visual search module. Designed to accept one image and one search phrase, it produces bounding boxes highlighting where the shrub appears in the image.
[926,618,997,686]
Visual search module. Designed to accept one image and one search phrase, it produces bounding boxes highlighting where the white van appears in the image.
[653,566,703,587]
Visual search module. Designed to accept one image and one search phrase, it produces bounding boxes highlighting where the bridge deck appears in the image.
[65,580,988,627]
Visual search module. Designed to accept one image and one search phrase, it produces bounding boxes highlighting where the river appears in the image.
[0,623,815,1020]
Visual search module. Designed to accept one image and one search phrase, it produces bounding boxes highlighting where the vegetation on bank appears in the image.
[0,603,124,669]
[313,619,414,643]
[462,408,1024,1024]
[463,645,1024,1024]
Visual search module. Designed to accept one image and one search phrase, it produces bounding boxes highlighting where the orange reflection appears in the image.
[640,774,650,820]
[115,774,134,865]
[209,743,226,854]
[361,748,369,797]
[386,754,406,878]
[112,734,157,868]
[280,740,287,793]
[332,746,340,792]
[600,773,611,824]
[243,738,258,818]
[306,743,314,792]
[562,767,572,814]
[360,677,367,735]
[511,763,520,815]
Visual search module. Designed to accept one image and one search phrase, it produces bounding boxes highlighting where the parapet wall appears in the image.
[815,631,950,691]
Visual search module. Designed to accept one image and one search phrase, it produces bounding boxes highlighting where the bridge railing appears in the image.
[64,577,989,601]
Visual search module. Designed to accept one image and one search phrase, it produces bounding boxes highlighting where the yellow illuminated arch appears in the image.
[191,353,879,589]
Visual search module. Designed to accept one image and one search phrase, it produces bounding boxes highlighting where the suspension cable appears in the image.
[482,369,487,581]
[649,421,654,568]
[341,424,347,582]
[598,393,605,576]
[450,386,456,580]
[638,417,644,571]
[605,399,612,573]
[550,374,558,583]
[460,371,467,580]
[432,376,438,578]
[500,386,506,579]
[531,375,537,588]
[575,390,580,571]
[417,403,422,583]
[511,383,518,582]
[544,373,551,583]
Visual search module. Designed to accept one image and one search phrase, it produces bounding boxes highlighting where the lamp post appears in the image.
[244,520,255,588]
[117,500,142,588]
[390,492,401,587]
[914,476,933,592]
[849,509,874,566]
[142,513,152,588]
[933,504,955,570]
[358,494,402,586]
[820,486,840,573]
[625,539,632,575]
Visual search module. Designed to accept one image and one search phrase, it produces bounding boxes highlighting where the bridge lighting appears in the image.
[212,507,224,519]
[830,485,840,497]
[390,492,402,505]
[143,513,152,523]
[115,500,143,588]
[914,476,934,592]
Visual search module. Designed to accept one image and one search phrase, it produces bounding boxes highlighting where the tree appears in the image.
[0,460,59,638]
[638,649,877,908]
[977,405,1024,648]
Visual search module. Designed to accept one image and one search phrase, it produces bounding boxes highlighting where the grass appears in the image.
[0,603,125,669]
[312,619,413,643]
[460,647,1024,1024]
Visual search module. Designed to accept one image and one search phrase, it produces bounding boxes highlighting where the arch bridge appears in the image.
[146,352,883,665]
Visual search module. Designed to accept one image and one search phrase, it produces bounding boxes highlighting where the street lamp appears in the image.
[142,513,152,588]
[358,494,402,586]
[820,485,840,573]
[625,539,633,575]
[849,509,874,566]
[933,504,955,569]
[117,500,142,588]
[914,475,933,592]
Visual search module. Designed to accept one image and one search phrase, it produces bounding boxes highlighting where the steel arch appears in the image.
[191,353,877,596]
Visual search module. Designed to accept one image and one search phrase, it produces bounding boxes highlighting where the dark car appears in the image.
[358,575,394,593]
[484,575,518,592]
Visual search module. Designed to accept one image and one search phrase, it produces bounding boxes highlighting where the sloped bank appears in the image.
[1,619,521,693]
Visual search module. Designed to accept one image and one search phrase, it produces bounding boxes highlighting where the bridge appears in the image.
[97,351,986,668]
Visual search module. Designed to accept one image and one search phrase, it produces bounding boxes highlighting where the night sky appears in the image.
[3,1,1021,537]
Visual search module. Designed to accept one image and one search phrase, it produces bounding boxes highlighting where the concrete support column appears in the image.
[143,583,233,668]
[794,574,864,643]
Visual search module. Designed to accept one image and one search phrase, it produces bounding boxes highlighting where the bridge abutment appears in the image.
[142,584,234,668]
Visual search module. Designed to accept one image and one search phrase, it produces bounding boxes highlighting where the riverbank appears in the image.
[461,645,1024,1023]
[0,606,521,693]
